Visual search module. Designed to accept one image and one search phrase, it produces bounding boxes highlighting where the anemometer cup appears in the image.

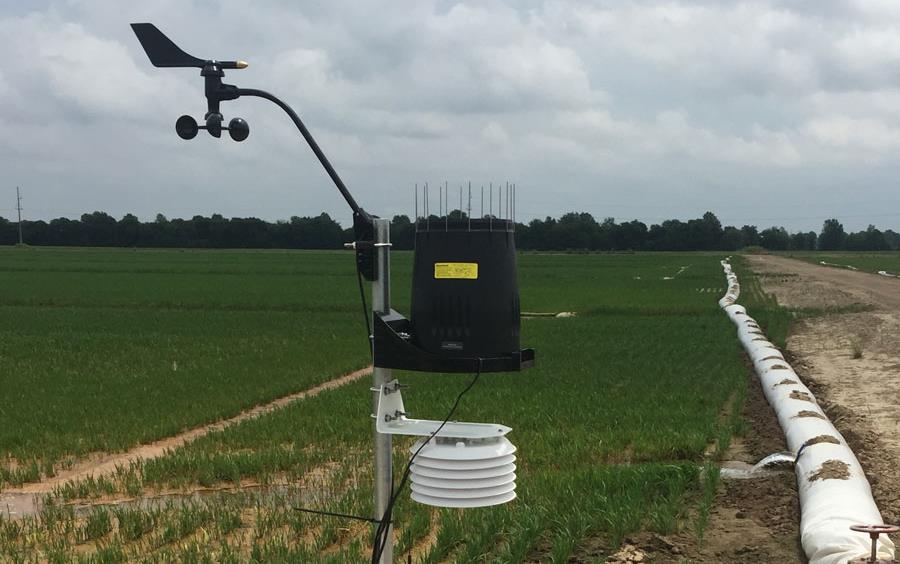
[205,113,224,138]
[175,115,199,140]
[174,114,250,142]
[228,118,250,142]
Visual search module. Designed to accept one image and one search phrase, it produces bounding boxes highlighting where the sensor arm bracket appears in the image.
[375,379,511,438]
[233,87,368,220]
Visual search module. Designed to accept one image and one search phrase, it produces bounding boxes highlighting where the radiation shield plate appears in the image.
[410,490,517,508]
[413,452,516,470]
[375,379,512,439]
[411,462,517,480]
[416,437,517,461]
[410,481,516,499]
[411,472,516,490]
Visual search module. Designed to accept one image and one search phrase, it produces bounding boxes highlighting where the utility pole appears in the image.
[15,186,23,245]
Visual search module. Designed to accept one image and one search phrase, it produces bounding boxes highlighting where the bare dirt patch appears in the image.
[3,366,372,496]
[686,367,804,563]
[747,254,900,525]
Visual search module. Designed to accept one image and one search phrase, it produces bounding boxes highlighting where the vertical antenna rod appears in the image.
[480,185,484,218]
[468,182,472,231]
[489,183,493,216]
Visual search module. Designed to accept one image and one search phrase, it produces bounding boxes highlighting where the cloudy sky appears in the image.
[3,0,900,232]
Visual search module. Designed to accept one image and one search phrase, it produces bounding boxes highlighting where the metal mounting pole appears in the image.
[372,217,393,564]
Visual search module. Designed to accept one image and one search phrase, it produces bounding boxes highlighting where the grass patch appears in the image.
[0,249,749,561]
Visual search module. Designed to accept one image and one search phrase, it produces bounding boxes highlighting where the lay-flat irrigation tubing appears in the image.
[718,259,894,564]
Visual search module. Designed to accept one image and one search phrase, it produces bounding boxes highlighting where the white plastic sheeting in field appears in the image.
[718,259,894,564]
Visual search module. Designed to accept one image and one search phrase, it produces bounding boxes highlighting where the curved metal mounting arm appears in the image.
[130,23,369,221]
[234,88,367,219]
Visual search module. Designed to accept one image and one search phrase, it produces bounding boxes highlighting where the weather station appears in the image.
[131,23,535,563]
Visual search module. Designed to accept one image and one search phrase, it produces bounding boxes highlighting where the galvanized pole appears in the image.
[371,217,393,564]
[16,187,23,245]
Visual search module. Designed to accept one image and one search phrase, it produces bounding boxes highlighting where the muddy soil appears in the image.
[623,365,805,563]
[746,254,900,528]
[695,377,804,563]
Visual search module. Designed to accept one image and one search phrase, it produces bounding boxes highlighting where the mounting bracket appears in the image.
[374,379,511,439]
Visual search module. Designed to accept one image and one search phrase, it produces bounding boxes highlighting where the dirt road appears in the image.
[746,254,900,524]
[0,366,371,519]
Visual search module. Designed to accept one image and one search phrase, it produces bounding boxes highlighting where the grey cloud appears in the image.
[1,0,899,233]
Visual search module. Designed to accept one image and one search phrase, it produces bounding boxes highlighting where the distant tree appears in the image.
[81,211,117,246]
[6,208,896,253]
[519,217,556,250]
[694,211,724,250]
[610,220,648,250]
[846,225,889,251]
[554,212,598,250]
[595,217,615,250]
[759,226,790,250]
[721,226,743,251]
[739,225,760,247]
[819,219,847,251]
[0,216,15,245]
[118,214,141,246]
[655,219,689,251]
[789,231,817,251]
[391,215,414,250]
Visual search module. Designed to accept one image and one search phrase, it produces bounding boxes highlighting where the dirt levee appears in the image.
[746,254,900,524]
[2,366,371,496]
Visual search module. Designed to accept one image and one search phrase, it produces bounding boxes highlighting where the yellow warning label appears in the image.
[434,262,478,280]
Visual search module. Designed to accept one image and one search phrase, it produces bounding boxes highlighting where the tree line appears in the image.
[2,210,898,252]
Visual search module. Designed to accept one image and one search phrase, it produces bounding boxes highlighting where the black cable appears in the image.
[357,267,373,357]
[370,359,483,564]
[293,506,381,524]
[406,522,413,564]
[287,259,376,530]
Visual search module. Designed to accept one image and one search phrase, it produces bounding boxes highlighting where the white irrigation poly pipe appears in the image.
[819,261,859,271]
[719,259,894,564]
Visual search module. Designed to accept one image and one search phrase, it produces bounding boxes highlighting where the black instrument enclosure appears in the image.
[374,218,533,373]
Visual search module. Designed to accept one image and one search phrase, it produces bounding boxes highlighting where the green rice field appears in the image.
[0,247,761,562]
[784,251,900,276]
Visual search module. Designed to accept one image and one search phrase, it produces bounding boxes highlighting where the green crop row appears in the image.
[1,249,747,561]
